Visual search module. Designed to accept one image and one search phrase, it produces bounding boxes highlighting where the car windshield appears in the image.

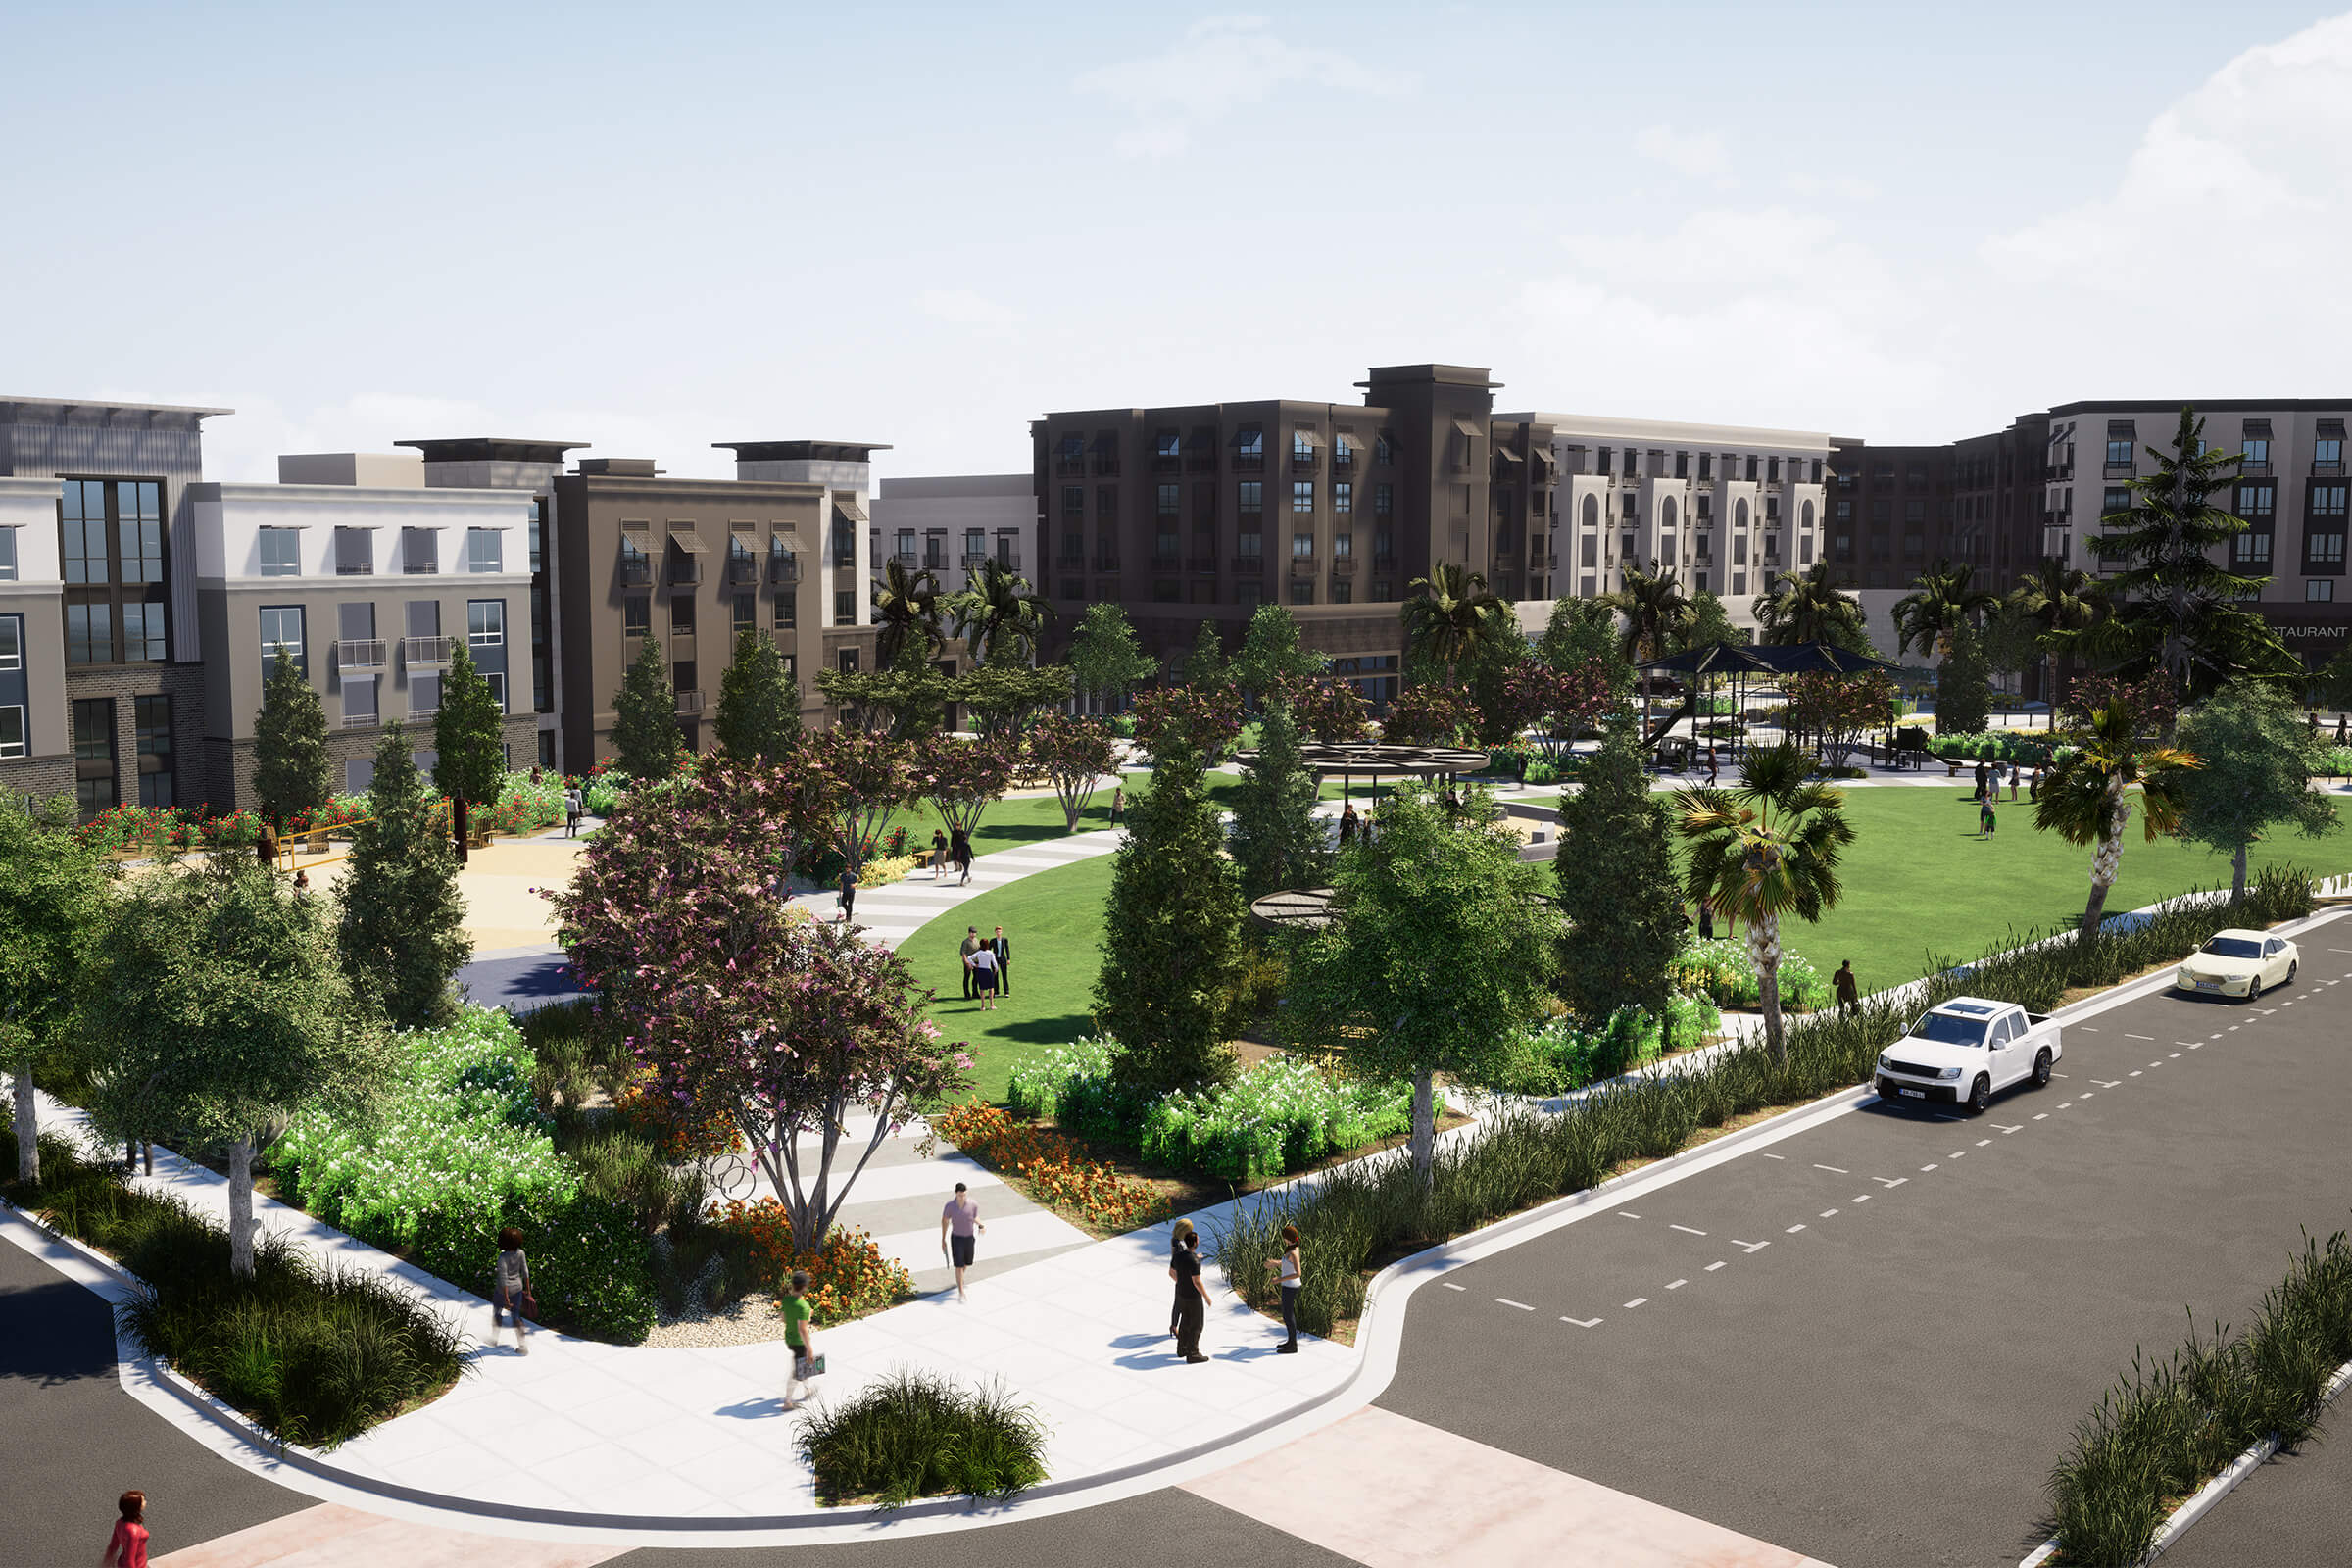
[1908,1012,1988,1048]
[2200,938,2261,959]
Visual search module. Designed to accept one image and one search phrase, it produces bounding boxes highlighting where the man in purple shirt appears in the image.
[940,1181,986,1301]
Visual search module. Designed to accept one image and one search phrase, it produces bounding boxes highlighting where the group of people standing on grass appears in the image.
[958,923,1010,1010]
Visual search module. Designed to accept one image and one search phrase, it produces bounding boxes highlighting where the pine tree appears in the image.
[434,643,508,860]
[1232,604,1327,703]
[337,723,470,1029]
[1554,716,1683,1025]
[714,625,802,763]
[1094,733,1246,1094]
[1227,699,1330,901]
[612,634,685,783]
[1185,618,1232,694]
[253,648,330,829]
[1936,621,1992,736]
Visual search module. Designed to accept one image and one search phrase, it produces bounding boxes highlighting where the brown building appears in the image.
[1826,416,2052,598]
[1030,365,1528,701]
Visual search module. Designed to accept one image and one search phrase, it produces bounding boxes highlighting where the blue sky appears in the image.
[7,2,2349,480]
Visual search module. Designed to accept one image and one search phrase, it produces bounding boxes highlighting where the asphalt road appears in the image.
[1377,907,2352,1568]
[2157,1409,2352,1568]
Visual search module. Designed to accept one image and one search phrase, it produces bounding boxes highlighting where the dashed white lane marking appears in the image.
[1977,1139,1992,1146]
[1872,1176,1907,1188]
[1618,1212,1642,1220]
[2080,1026,2100,1032]
[1813,1164,1849,1174]
[1732,1239,1770,1253]
[1951,1151,1967,1158]
[1666,1279,1689,1291]
[2328,948,2352,955]
[2081,1092,2094,1099]
[1624,1298,1648,1309]
[2187,1045,2200,1051]
[2229,1025,2242,1031]
[2130,1070,2142,1076]
[2177,1041,2201,1047]
[1786,1224,1805,1233]
[1851,1195,1871,1204]
[1669,1223,1708,1237]
[1761,1152,1785,1160]
[1497,1298,1534,1311]
[1562,1314,1603,1327]
[1706,1261,1727,1270]
[2034,1113,2048,1120]
[1442,1282,1466,1292]
[1820,1208,1839,1217]
[2126,1033,2155,1041]
[2058,1102,2073,1109]
[1921,1163,1938,1171]
[2170,1052,2181,1058]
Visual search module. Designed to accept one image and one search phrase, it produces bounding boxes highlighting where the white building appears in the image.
[868,473,1037,592]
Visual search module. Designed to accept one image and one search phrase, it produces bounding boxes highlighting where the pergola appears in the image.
[1247,881,1562,936]
[1634,641,1900,762]
[1229,742,1493,803]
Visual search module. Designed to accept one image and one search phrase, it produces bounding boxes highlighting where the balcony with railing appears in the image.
[1056,549,1086,569]
[1054,456,1089,477]
[336,556,373,576]
[1092,553,1121,573]
[342,710,380,729]
[674,689,705,715]
[1289,552,1318,574]
[1291,450,1319,472]
[1331,449,1355,473]
[2317,462,2346,478]
[1232,554,1265,575]
[1330,557,1355,576]
[401,635,454,667]
[620,559,653,586]
[726,555,760,585]
[768,556,802,585]
[1151,454,1182,475]
[1151,547,1182,572]
[889,551,919,569]
[1186,452,1219,473]
[668,558,703,585]
[1372,552,1397,572]
[1190,555,1219,574]
[1232,453,1265,474]
[2104,462,2136,479]
[334,639,387,670]
[403,555,439,575]
[1090,456,1121,477]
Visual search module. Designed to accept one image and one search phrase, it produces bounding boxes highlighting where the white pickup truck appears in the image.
[1875,997,2063,1115]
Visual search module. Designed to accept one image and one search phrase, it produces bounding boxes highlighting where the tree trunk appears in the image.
[1409,1069,1436,1195]
[1749,912,1786,1066]
[2232,843,2249,902]
[2079,780,2129,938]
[452,794,470,865]
[226,1135,257,1280]
[13,1069,36,1187]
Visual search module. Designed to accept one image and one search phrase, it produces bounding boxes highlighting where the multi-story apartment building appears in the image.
[1030,364,1514,701]
[1506,415,1832,632]
[869,473,1036,595]
[548,445,883,769]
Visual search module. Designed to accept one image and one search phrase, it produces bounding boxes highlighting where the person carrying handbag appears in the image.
[493,1227,536,1354]
[782,1269,824,1408]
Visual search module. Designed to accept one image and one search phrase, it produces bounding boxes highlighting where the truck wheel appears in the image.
[2032,1048,2052,1087]
[1968,1075,1991,1114]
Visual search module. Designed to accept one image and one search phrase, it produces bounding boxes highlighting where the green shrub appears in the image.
[1668,937,1826,1011]
[1140,1058,1422,1182]
[1494,995,1722,1097]
[798,1369,1048,1508]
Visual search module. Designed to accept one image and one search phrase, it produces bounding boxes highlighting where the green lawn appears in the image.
[902,780,2352,1102]
[891,770,1392,860]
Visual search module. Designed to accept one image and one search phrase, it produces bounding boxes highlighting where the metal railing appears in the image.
[335,560,373,576]
[403,558,439,575]
[769,557,802,584]
[1330,557,1356,576]
[674,689,705,714]
[1190,556,1219,574]
[402,635,454,666]
[668,560,703,585]
[333,639,387,669]
[1092,555,1121,572]
[889,551,918,567]
[619,560,653,585]
[726,558,760,584]
[342,711,380,729]
[1232,455,1265,473]
[1232,555,1264,574]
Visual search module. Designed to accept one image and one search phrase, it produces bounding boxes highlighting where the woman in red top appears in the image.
[104,1491,150,1568]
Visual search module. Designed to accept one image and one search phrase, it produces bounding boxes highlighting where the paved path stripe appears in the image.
[152,1502,623,1567]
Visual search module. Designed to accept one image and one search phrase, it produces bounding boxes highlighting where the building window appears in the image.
[733,593,756,631]
[0,527,15,581]
[1810,459,1823,484]
[1292,430,1315,463]
[2242,436,2270,470]
[2235,532,2271,565]
[671,594,697,635]
[67,603,112,665]
[467,600,506,646]
[1333,531,1353,560]
[835,589,856,625]
[61,479,167,665]
[2311,579,2336,602]
[2311,484,2349,519]
[1152,580,1181,603]
[483,671,508,711]
[2102,487,2132,518]
[1904,501,1925,525]
[1061,485,1084,518]
[1331,579,1352,605]
[335,526,373,575]
[1236,427,1264,462]
[2105,422,2136,473]
[1374,483,1394,518]
[2317,421,2345,474]
[403,526,440,574]
[2239,483,2277,518]
[410,672,442,717]
[1289,578,1314,605]
[623,597,650,637]
[1238,480,1263,514]
[0,704,22,759]
[1293,480,1314,513]
[1333,480,1352,514]
[341,674,378,733]
[260,526,302,576]
[1155,429,1181,462]
[774,587,796,630]
[73,698,117,823]
[0,614,17,672]
[466,529,503,573]
[259,605,307,678]
[1767,457,1781,484]
[2306,531,2346,569]
[1374,433,1395,464]
[122,602,166,662]
[1292,531,1315,558]
[1240,580,1264,609]
[1596,448,1613,477]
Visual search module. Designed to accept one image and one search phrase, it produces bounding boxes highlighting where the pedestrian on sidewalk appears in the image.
[1706,745,1719,786]
[951,826,973,886]
[1834,960,1860,1017]
[1169,1219,1210,1363]
[941,1181,985,1300]
[1972,760,1988,801]
[990,924,1011,997]
[1263,1224,1302,1352]
[837,865,857,923]
[960,925,982,1000]
[102,1491,150,1568]
[966,940,1000,1011]
[930,827,950,879]
[2029,764,2043,802]
[492,1226,535,1353]
[564,787,582,837]
[782,1269,821,1409]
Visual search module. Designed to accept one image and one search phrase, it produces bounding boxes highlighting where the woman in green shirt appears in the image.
[781,1269,819,1409]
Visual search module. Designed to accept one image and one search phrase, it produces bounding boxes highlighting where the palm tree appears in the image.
[1752,564,1869,650]
[1399,563,1504,672]
[2008,558,2105,706]
[2033,697,2200,937]
[1889,559,1997,659]
[950,559,1054,666]
[871,559,944,670]
[1674,744,1855,1064]
[1608,565,1692,663]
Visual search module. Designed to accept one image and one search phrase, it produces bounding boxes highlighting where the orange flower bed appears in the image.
[706,1198,912,1322]
[934,1102,1167,1231]
[614,1075,740,1161]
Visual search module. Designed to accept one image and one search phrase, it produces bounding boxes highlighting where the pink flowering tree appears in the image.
[1278,675,1373,745]
[1503,659,1616,764]
[1024,711,1118,831]
[916,730,1021,839]
[1131,683,1243,763]
[554,770,973,1244]
[807,727,919,877]
[1381,682,1480,746]
[1785,670,1900,770]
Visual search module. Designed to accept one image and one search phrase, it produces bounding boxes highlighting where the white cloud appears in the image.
[1635,124,1731,181]
[1074,15,1414,158]
[1785,171,1880,203]
[916,287,1023,332]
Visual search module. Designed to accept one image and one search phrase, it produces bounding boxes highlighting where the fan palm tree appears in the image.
[1752,564,1869,650]
[1608,565,1693,663]
[2034,697,2201,937]
[1889,559,1998,659]
[950,558,1054,666]
[1399,563,1504,673]
[1673,743,1855,1064]
[871,559,944,670]
[2008,558,2106,706]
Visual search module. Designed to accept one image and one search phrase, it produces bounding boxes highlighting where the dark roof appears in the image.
[2044,399,2351,416]
[1232,743,1492,778]
[714,440,894,463]
[1638,641,1899,677]
[395,437,588,464]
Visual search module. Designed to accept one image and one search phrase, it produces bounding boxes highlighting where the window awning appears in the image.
[1292,428,1320,449]
[1452,419,1484,440]
[1494,444,1523,463]
[834,496,869,524]
[332,520,383,529]
[771,528,800,548]
[668,528,708,552]
[401,521,451,529]
[1232,426,1263,447]
[1056,434,1086,459]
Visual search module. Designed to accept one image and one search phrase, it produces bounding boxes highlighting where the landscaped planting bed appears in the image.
[1668,938,1827,1012]
[798,1368,1048,1509]
[1496,992,1722,1097]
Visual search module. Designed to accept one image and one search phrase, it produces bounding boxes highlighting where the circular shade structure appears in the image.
[1233,743,1491,779]
[1248,882,1559,934]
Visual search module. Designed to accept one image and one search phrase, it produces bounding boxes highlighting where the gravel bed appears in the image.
[643,1289,795,1349]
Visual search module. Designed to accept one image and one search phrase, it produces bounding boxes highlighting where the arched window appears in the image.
[1736,499,1749,528]
[1801,500,1815,529]
[1661,497,1678,528]
[1581,494,1599,528]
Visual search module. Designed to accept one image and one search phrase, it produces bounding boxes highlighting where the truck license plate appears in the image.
[1897,1087,1925,1099]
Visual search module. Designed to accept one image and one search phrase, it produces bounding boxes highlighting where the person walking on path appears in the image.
[1169,1219,1210,1363]
[2006,762,2019,802]
[950,825,973,886]
[564,787,582,837]
[492,1226,535,1354]
[966,939,1000,1011]
[1264,1224,1303,1353]
[1980,795,1998,839]
[102,1491,150,1568]
[781,1269,820,1409]
[990,925,1011,997]
[940,1181,985,1301]
[959,925,982,1001]
[1339,802,1358,846]
[1706,745,1719,786]
[1108,783,1124,825]
[930,827,950,880]
[837,865,857,923]
[1834,960,1860,1018]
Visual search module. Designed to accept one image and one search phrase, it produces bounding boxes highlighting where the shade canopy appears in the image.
[1636,640,1898,679]
[1231,743,1491,779]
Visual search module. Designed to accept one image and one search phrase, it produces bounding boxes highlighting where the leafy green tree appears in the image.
[1094,727,1247,1094]
[1609,566,1692,662]
[1068,603,1153,714]
[1232,603,1327,703]
[1281,787,1553,1188]
[819,647,954,738]
[336,723,470,1030]
[434,643,507,859]
[612,634,685,782]
[1978,599,2043,699]
[714,625,802,762]
[1936,621,1992,736]
[2034,690,2201,936]
[1554,717,1681,1028]
[956,662,1073,740]
[2174,680,2337,898]
[253,648,330,829]
[871,559,945,670]
[1539,597,1633,702]
[1891,559,1997,659]
[1753,564,1871,652]
[2067,407,2296,709]
[2312,645,2352,711]
[1184,618,1233,694]
[79,854,390,1276]
[1399,564,1508,675]
[1672,589,1747,654]
[1463,624,1531,746]
[0,801,111,1183]
[1674,744,1856,1063]
[1228,699,1330,901]
[1025,713,1118,831]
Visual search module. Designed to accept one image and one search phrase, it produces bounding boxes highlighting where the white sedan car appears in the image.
[2174,929,2299,1002]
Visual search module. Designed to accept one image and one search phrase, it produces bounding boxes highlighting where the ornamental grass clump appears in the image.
[797,1368,1048,1508]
